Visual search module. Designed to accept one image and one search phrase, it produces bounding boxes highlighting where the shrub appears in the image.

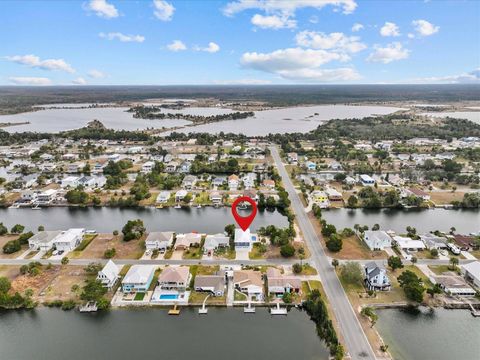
[292,263,303,274]
[280,243,295,257]
[3,239,21,254]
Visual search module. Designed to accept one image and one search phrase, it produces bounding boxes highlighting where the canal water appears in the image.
[322,208,480,234]
[0,207,288,233]
[376,308,480,360]
[0,307,329,360]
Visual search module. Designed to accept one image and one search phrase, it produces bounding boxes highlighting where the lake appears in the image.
[0,307,329,360]
[1,104,404,135]
[376,308,480,360]
[0,207,288,233]
[167,105,405,136]
[321,208,480,234]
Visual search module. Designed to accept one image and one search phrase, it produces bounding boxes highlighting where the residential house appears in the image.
[145,232,174,252]
[243,189,258,201]
[179,161,191,173]
[66,162,84,174]
[393,236,426,251]
[175,233,202,250]
[78,176,106,189]
[228,174,240,190]
[39,153,54,161]
[363,231,392,250]
[287,152,298,164]
[453,234,477,250]
[266,268,301,296]
[175,190,188,202]
[194,274,225,296]
[156,191,171,204]
[122,265,156,293]
[311,190,329,208]
[20,190,37,203]
[359,174,375,186]
[305,161,316,171]
[407,188,431,201]
[61,176,79,188]
[262,179,275,189]
[364,262,391,291]
[233,270,264,300]
[54,228,85,252]
[421,233,448,250]
[97,260,120,289]
[157,266,191,291]
[344,176,356,186]
[36,189,57,205]
[434,275,476,297]
[165,161,178,173]
[325,187,343,201]
[141,161,155,173]
[182,175,197,190]
[209,191,223,205]
[242,173,256,189]
[28,230,62,251]
[203,234,229,256]
[234,228,258,251]
[212,176,226,187]
[461,261,480,288]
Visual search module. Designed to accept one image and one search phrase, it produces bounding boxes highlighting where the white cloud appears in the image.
[240,47,360,82]
[367,42,410,64]
[195,42,220,53]
[87,69,106,78]
[99,32,145,42]
[412,19,439,36]
[167,40,187,51]
[412,68,480,84]
[213,79,272,85]
[251,14,296,29]
[295,31,366,53]
[380,22,400,37]
[5,54,75,73]
[223,0,357,16]
[84,0,119,19]
[351,23,364,32]
[153,0,175,21]
[9,77,52,85]
[72,77,87,85]
[407,33,415,39]
[309,15,318,24]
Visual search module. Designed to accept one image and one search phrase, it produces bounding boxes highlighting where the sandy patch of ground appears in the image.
[0,265,21,281]
[429,191,466,204]
[72,233,145,259]
[40,265,88,302]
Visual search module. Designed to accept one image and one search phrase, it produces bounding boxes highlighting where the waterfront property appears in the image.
[157,266,191,291]
[203,233,229,256]
[233,270,264,301]
[364,262,391,291]
[28,230,62,251]
[434,275,476,297]
[234,228,258,251]
[175,233,202,250]
[266,268,301,297]
[97,260,120,289]
[194,274,226,297]
[122,265,156,293]
[145,231,174,252]
[53,228,85,252]
[461,261,480,288]
[363,230,392,251]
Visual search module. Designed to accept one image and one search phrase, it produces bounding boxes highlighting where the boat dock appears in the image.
[168,304,180,315]
[79,301,98,313]
[270,302,287,315]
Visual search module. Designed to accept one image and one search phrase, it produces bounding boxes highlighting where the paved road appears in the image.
[270,146,376,360]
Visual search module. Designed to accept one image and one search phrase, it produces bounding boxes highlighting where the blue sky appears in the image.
[1,0,479,85]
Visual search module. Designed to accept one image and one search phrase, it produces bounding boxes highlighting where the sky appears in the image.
[1,0,479,86]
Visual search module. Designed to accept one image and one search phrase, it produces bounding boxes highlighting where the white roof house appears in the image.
[363,231,392,250]
[360,174,375,186]
[122,265,156,292]
[234,228,258,251]
[175,233,202,250]
[28,230,62,251]
[393,236,426,250]
[462,261,480,288]
[54,228,85,252]
[97,260,120,289]
[203,234,230,255]
[156,191,171,203]
[145,232,174,251]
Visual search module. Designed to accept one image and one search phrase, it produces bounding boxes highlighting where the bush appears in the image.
[61,300,76,311]
[10,224,25,234]
[340,262,363,286]
[61,256,69,265]
[18,231,34,245]
[292,263,303,274]
[0,223,7,236]
[326,234,343,252]
[104,248,116,259]
[3,239,21,254]
[280,243,295,257]
[122,219,146,241]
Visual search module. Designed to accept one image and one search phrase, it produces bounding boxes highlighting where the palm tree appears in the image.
[450,227,456,235]
[332,259,339,270]
[449,256,459,270]
[354,224,360,234]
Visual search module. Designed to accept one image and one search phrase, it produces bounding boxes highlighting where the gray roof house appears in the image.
[145,232,174,251]
[194,274,226,297]
[28,230,62,251]
[363,230,392,250]
[203,234,229,255]
[420,233,448,249]
[364,262,391,291]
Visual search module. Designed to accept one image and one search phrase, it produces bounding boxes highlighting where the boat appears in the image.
[174,204,182,209]
[196,204,202,209]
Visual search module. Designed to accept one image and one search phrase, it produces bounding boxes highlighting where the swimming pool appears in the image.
[159,294,179,300]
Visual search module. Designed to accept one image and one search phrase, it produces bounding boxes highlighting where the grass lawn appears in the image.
[193,191,211,205]
[134,292,146,301]
[188,291,226,304]
[249,243,267,260]
[428,265,460,275]
[234,290,247,301]
[298,263,318,275]
[471,250,480,260]
[182,247,202,259]
[214,248,236,260]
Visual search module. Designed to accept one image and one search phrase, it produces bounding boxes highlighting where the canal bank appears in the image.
[0,307,330,360]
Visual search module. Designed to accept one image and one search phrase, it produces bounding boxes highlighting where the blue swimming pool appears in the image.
[159,294,179,300]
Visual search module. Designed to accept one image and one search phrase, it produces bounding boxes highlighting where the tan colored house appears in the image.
[174,233,202,250]
[157,266,191,291]
[233,270,264,300]
[266,268,301,296]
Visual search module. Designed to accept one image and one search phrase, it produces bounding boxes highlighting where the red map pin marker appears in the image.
[231,196,257,231]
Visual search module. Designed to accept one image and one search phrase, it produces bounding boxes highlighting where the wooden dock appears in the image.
[79,301,98,313]
[168,304,180,315]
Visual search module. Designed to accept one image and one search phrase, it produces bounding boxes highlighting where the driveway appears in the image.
[235,249,250,261]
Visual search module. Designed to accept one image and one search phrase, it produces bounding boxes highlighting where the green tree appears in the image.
[449,256,459,270]
[387,256,404,271]
[104,248,116,259]
[61,257,69,265]
[331,259,339,269]
[3,239,21,254]
[347,195,358,208]
[10,224,25,234]
[292,263,303,274]
[122,219,146,242]
[280,243,295,258]
[326,234,343,252]
[340,262,363,286]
